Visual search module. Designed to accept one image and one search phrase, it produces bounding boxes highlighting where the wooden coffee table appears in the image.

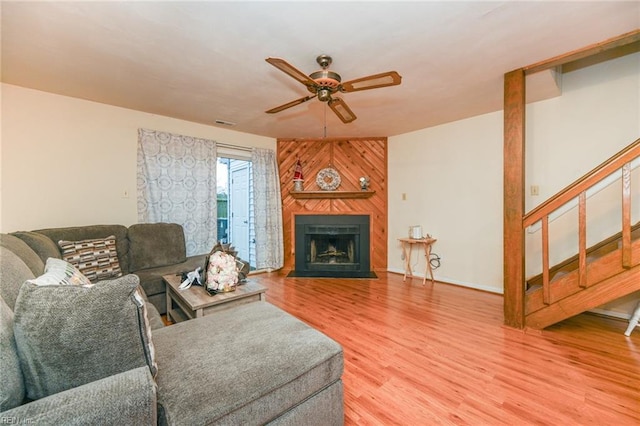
[163,274,267,323]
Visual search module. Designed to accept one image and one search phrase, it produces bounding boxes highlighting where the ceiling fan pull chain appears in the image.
[323,103,327,139]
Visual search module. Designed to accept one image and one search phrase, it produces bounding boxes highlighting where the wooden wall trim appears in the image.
[524,29,640,74]
[278,138,388,272]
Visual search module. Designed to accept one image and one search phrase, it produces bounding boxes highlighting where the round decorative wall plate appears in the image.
[316,167,341,191]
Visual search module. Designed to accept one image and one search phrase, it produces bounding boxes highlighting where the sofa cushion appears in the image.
[33,225,130,274]
[0,246,36,310]
[27,258,91,287]
[10,231,60,270]
[2,233,46,277]
[0,297,25,411]
[58,235,123,283]
[0,367,157,425]
[153,302,343,425]
[13,274,158,400]
[128,223,186,271]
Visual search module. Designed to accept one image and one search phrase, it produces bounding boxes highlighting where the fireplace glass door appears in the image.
[306,225,360,271]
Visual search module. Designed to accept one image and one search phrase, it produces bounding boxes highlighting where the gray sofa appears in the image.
[10,223,206,316]
[0,225,344,425]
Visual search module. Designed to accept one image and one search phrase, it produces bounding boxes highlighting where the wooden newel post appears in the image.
[503,69,526,329]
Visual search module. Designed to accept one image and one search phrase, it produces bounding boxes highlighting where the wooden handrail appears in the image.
[523,138,640,228]
[524,137,640,315]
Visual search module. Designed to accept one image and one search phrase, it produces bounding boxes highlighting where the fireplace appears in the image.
[292,215,375,278]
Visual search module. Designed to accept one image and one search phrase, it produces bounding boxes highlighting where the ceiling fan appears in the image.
[265,54,401,124]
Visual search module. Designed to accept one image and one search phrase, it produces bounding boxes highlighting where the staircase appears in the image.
[522,138,640,329]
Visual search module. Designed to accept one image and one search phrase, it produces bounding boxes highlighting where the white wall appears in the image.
[0,84,275,232]
[388,111,504,293]
[388,52,640,318]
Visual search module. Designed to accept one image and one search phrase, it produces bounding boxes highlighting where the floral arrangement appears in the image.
[205,251,239,293]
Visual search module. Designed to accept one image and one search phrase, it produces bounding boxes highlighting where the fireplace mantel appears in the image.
[290,190,375,199]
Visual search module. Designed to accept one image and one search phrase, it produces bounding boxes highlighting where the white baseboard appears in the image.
[386,267,503,294]
[588,308,633,321]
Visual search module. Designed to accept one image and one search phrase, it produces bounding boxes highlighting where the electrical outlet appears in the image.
[402,193,407,201]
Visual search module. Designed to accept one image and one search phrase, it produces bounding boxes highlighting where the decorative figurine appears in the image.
[359,176,370,191]
[293,159,304,192]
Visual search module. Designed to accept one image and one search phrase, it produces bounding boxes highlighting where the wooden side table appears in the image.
[398,237,437,285]
[163,274,267,323]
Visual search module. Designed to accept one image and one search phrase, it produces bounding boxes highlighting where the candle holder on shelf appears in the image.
[359,176,370,191]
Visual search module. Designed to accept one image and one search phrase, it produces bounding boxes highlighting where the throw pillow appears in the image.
[58,235,122,282]
[27,257,91,287]
[0,297,24,411]
[13,274,158,400]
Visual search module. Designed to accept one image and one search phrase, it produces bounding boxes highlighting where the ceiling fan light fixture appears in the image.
[309,69,341,90]
[318,88,331,102]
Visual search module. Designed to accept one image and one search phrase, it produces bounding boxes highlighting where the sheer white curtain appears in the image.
[251,148,284,270]
[137,128,217,256]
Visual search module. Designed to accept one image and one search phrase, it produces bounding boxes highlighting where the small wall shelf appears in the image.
[290,190,376,200]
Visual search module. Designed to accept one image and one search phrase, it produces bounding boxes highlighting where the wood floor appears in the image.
[252,272,640,425]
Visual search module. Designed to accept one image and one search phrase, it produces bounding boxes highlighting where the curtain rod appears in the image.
[216,142,253,153]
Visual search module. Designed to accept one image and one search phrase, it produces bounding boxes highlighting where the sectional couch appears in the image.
[10,223,205,316]
[0,223,344,424]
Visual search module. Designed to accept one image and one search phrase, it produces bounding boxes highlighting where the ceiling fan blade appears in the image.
[266,57,318,88]
[341,71,402,92]
[328,97,357,123]
[266,94,317,114]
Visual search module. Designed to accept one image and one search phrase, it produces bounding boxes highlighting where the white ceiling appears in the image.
[2,1,638,139]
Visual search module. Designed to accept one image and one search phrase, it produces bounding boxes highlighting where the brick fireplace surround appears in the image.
[277,137,388,275]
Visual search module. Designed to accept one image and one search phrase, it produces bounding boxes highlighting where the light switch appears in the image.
[530,185,539,196]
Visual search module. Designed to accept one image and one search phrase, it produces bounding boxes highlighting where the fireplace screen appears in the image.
[306,226,359,270]
[293,215,373,278]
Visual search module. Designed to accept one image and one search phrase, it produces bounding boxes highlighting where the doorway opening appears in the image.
[217,157,255,269]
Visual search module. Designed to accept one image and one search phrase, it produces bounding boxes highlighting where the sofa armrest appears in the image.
[0,367,156,425]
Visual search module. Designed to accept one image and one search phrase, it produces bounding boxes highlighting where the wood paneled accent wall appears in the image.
[277,137,388,272]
